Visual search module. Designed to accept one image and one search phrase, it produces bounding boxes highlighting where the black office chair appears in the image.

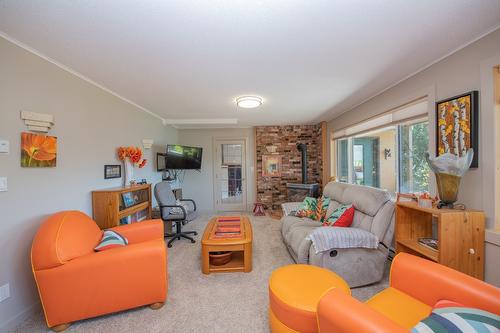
[154,181,198,248]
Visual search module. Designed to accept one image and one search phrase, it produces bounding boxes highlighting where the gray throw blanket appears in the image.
[308,227,379,254]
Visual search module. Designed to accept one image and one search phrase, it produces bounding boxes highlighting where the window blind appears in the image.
[333,98,428,139]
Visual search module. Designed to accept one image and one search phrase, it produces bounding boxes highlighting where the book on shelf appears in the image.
[418,238,438,251]
[121,192,136,208]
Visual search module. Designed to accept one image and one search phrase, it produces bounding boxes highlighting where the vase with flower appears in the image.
[117,146,147,186]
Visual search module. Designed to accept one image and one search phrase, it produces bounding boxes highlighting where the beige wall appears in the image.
[327,28,500,286]
[0,37,178,331]
[177,128,255,211]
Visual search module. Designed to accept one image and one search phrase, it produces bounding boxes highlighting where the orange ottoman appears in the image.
[269,264,351,333]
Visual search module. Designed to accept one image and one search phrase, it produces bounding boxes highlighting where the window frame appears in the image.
[333,116,429,194]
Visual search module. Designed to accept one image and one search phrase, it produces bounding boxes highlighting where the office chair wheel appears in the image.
[193,231,198,236]
[191,239,196,243]
[167,243,173,248]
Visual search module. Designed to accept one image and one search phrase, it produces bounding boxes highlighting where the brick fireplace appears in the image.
[255,123,326,210]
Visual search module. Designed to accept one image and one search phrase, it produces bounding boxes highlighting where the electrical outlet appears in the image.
[0,283,10,302]
[0,177,7,192]
[0,140,9,155]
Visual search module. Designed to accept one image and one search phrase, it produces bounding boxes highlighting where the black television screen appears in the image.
[165,145,203,169]
[156,153,167,171]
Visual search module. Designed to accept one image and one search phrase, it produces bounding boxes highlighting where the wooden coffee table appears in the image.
[201,216,253,274]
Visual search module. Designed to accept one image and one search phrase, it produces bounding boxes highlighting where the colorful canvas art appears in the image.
[262,155,281,177]
[21,132,57,167]
[435,91,478,168]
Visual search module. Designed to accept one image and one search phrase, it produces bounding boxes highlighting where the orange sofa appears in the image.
[31,211,167,331]
[317,253,500,333]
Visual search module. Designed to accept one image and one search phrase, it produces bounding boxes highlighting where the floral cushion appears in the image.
[295,196,331,222]
[323,204,354,227]
[412,300,500,333]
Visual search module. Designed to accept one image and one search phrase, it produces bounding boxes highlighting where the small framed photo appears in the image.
[104,164,121,179]
[262,155,282,177]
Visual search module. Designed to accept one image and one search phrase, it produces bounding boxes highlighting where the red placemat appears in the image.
[211,216,242,239]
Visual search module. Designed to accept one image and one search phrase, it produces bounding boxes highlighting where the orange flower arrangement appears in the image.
[117,146,147,168]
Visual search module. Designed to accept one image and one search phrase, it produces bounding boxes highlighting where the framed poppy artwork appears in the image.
[262,155,281,177]
[21,132,57,167]
[435,91,478,168]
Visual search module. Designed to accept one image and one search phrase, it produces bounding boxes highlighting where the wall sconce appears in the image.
[142,139,154,149]
[384,148,392,160]
[20,111,54,133]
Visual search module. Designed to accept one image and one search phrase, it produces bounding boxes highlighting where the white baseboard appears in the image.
[0,302,40,333]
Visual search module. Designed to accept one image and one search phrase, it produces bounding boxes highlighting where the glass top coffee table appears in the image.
[201,216,253,274]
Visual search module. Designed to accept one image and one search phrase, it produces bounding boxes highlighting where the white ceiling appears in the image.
[1,1,500,127]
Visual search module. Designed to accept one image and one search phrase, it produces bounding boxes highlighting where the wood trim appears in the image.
[321,121,328,187]
[254,126,258,204]
[330,130,337,181]
[494,65,500,104]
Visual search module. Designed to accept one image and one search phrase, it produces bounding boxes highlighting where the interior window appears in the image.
[337,139,349,183]
[352,127,396,193]
[334,119,429,195]
[398,120,430,193]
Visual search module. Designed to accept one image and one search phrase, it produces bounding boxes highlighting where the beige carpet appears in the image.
[12,213,389,333]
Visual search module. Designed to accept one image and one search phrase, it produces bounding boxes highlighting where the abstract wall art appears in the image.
[435,91,478,168]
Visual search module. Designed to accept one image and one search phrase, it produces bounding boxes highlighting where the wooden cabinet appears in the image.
[92,184,152,229]
[395,201,485,279]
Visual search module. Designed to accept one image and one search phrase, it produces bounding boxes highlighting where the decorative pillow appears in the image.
[94,230,128,252]
[323,204,354,227]
[295,196,331,222]
[412,301,500,333]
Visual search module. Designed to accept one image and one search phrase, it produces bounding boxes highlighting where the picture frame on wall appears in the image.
[262,155,282,177]
[21,132,57,167]
[104,164,121,179]
[435,90,479,168]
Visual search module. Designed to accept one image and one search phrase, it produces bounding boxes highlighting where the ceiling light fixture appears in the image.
[236,96,263,109]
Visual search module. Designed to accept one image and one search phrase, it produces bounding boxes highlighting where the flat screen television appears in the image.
[165,144,203,170]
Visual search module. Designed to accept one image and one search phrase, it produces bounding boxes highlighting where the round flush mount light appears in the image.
[236,96,263,109]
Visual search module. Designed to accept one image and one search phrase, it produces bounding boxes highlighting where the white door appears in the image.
[214,139,247,211]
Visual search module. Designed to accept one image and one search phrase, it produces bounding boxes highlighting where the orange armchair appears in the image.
[317,253,500,333]
[31,211,167,331]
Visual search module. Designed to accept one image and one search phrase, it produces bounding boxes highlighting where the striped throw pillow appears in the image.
[94,230,128,251]
[323,204,354,227]
[412,303,500,333]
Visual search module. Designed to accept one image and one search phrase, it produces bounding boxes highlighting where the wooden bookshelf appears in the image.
[395,201,485,280]
[92,184,152,229]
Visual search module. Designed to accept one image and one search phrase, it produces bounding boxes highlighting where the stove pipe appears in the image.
[296,143,307,184]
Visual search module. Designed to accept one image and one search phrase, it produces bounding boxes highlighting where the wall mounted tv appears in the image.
[165,144,203,170]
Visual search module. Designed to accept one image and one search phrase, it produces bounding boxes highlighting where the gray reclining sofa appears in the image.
[281,181,395,287]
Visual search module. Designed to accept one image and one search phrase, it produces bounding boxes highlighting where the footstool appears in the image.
[268,264,351,333]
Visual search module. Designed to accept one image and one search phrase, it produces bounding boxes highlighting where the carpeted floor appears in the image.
[12,213,389,333]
